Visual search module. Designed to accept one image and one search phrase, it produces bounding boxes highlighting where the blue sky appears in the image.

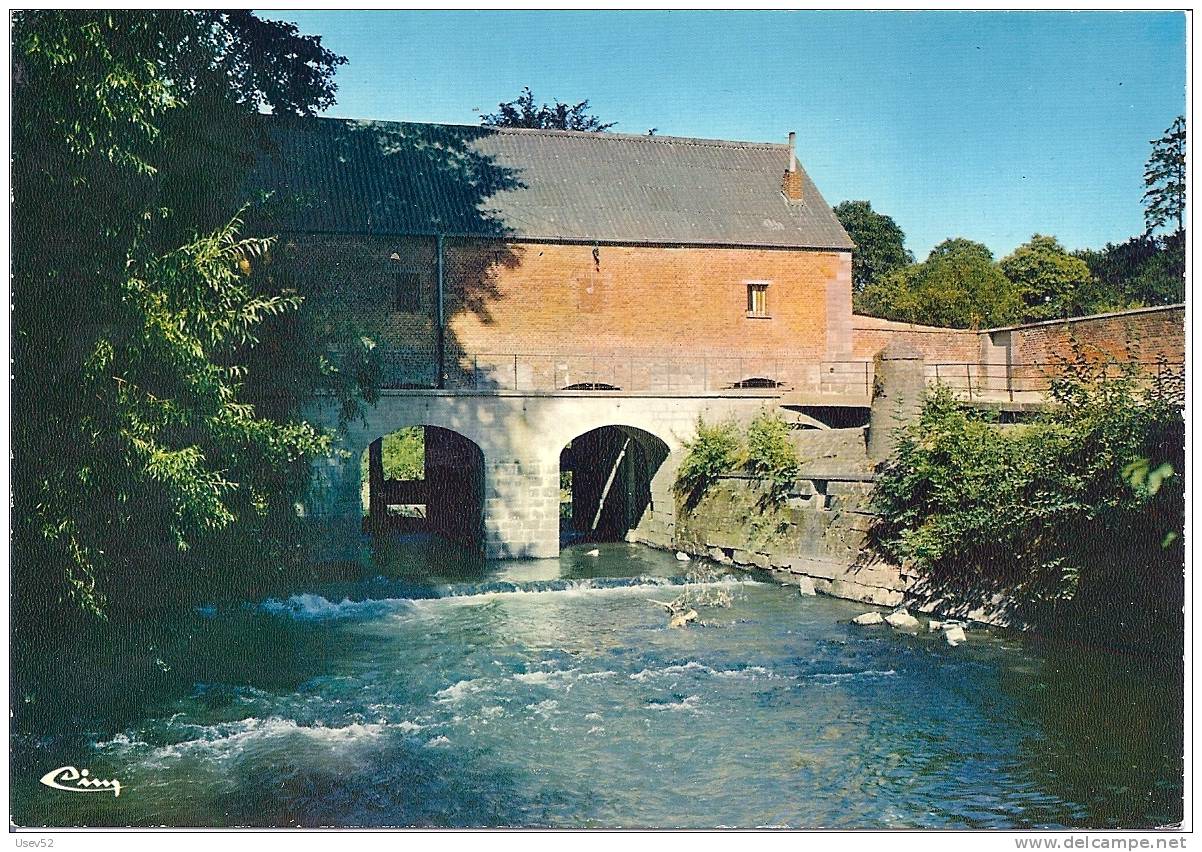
[263,10,1187,259]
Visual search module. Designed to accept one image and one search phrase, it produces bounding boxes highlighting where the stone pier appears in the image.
[868,341,926,461]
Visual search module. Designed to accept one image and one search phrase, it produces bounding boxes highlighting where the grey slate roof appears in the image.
[249,117,854,250]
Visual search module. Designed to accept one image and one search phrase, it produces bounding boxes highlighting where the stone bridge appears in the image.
[299,333,1183,563]
[301,388,807,561]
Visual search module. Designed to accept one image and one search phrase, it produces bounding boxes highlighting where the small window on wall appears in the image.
[393,270,421,313]
[746,281,770,317]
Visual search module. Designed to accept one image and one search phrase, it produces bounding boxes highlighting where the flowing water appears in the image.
[10,538,1183,829]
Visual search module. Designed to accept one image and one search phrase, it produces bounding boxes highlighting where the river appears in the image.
[10,538,1183,829]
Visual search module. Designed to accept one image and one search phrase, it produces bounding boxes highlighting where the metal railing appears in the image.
[350,350,1183,403]
[926,360,1185,403]
[367,350,875,397]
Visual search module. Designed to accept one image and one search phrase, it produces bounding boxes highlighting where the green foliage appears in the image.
[848,118,1186,329]
[1143,115,1185,236]
[481,86,615,131]
[925,237,995,265]
[1075,231,1185,309]
[25,216,331,617]
[560,470,573,520]
[1060,119,1187,313]
[382,429,425,480]
[745,410,801,498]
[870,366,1184,637]
[1000,234,1095,322]
[12,11,349,622]
[675,413,801,505]
[857,238,1023,329]
[833,200,914,292]
[361,428,426,484]
[674,418,745,507]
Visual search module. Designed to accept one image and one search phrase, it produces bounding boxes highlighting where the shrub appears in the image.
[674,411,801,507]
[674,417,744,508]
[745,409,801,498]
[870,364,1184,641]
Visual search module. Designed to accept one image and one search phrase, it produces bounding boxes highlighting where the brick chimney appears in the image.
[782,131,803,200]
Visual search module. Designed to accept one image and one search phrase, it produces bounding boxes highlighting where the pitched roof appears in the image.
[248,117,854,250]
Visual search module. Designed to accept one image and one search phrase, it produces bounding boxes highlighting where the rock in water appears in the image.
[669,609,698,629]
[796,576,817,597]
[675,551,690,561]
[852,612,884,626]
[586,548,600,557]
[944,625,967,647]
[884,609,921,631]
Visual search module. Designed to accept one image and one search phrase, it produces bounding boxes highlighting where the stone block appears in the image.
[839,512,874,533]
[816,578,905,607]
[840,563,908,592]
[826,480,871,497]
[884,609,920,630]
[731,549,755,567]
[779,556,844,580]
[851,611,884,625]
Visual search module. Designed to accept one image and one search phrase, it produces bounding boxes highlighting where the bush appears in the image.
[870,365,1184,642]
[674,417,744,508]
[675,411,801,507]
[746,409,801,498]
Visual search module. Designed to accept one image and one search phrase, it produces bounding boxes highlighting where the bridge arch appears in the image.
[360,424,485,552]
[559,425,671,545]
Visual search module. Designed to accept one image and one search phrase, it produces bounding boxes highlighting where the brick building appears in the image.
[251,118,855,390]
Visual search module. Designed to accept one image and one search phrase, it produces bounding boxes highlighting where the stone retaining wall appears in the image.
[672,472,918,608]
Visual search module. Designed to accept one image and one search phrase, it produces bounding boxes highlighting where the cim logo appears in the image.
[39,766,122,797]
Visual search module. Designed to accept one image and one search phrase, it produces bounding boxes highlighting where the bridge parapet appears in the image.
[360,349,876,397]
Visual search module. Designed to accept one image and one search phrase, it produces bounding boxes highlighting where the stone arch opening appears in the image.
[726,376,786,389]
[561,382,622,391]
[558,425,669,545]
[361,425,484,551]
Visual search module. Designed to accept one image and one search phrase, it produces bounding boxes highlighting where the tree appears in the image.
[481,86,615,131]
[11,11,347,622]
[1076,232,1185,309]
[1000,234,1095,321]
[857,238,1022,329]
[926,237,996,265]
[833,200,914,292]
[1143,116,1185,235]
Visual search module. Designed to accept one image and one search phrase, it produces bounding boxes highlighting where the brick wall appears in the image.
[444,239,847,359]
[1006,305,1186,366]
[278,232,1182,391]
[277,233,441,384]
[278,233,437,351]
[852,315,980,363]
[280,233,850,385]
[854,306,1185,370]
